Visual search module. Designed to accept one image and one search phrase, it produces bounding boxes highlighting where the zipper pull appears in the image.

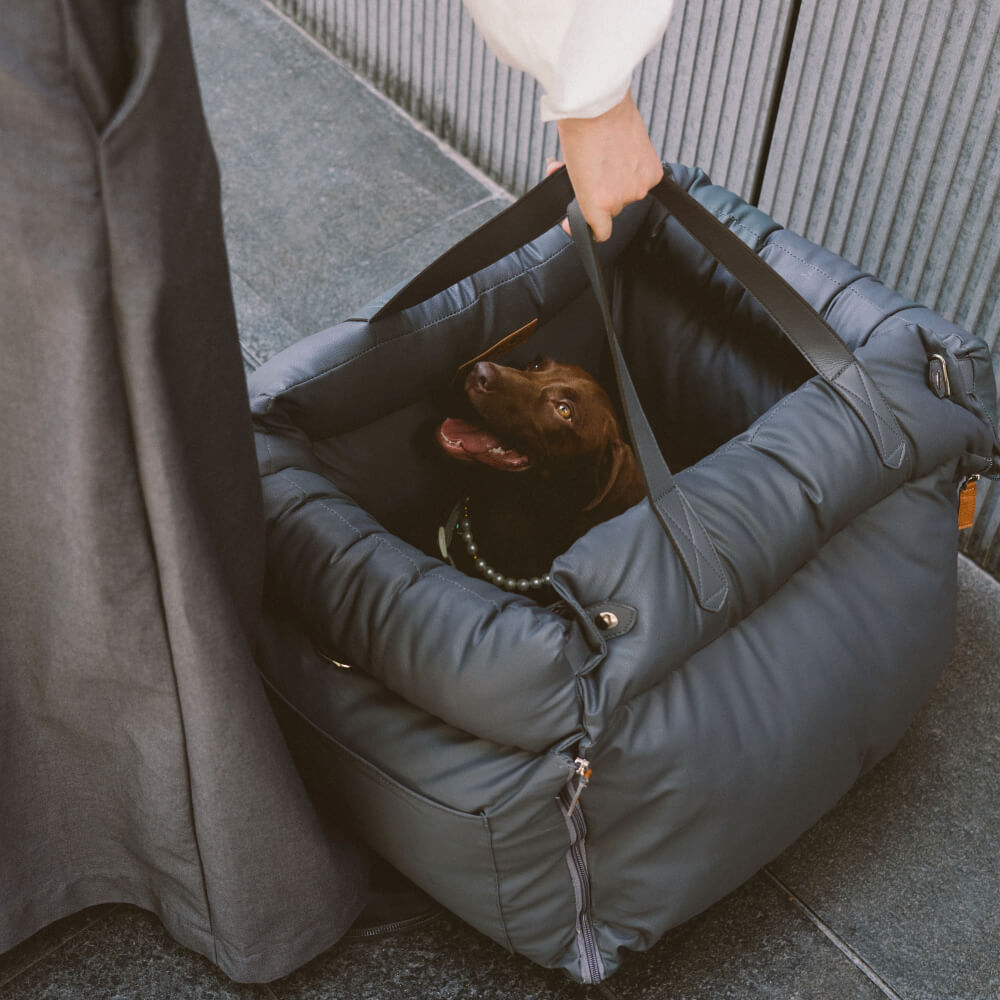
[958,474,980,531]
[566,757,592,817]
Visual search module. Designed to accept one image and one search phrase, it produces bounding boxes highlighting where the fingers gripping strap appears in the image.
[567,200,728,615]
[652,176,907,471]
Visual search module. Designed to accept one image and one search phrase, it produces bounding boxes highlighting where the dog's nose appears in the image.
[467,361,496,394]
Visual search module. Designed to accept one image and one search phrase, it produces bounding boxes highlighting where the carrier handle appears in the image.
[567,199,729,614]
[372,168,906,473]
[651,176,907,471]
[370,168,906,611]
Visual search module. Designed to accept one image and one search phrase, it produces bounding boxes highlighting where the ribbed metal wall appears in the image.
[273,0,554,193]
[269,0,1000,575]
[272,0,795,197]
[633,0,797,197]
[760,0,1000,347]
[758,0,1000,574]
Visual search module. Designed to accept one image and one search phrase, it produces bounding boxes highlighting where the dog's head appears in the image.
[438,358,643,519]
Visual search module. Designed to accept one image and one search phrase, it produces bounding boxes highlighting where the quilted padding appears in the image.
[250,165,1000,983]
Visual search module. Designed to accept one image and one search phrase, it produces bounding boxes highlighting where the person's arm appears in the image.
[462,0,673,240]
[554,92,664,242]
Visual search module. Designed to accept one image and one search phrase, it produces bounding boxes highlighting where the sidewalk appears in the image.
[2,1,998,997]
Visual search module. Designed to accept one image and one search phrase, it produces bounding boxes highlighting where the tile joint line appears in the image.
[762,868,906,1000]
[258,0,515,204]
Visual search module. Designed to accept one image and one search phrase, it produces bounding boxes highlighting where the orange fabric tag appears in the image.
[454,318,539,384]
[958,478,978,531]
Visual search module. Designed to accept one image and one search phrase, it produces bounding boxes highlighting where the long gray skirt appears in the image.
[0,0,364,981]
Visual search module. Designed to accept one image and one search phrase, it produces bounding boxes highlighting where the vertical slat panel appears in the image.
[270,0,793,200]
[760,0,1000,572]
[760,0,1000,339]
[636,0,795,197]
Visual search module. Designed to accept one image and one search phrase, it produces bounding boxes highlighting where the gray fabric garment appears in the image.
[0,0,365,981]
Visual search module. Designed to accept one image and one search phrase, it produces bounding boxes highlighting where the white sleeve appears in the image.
[461,0,674,121]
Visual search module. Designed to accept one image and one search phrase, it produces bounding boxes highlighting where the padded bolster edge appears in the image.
[261,465,595,752]
[550,317,996,723]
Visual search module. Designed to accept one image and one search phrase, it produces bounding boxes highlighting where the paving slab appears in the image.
[267,872,891,1000]
[270,911,583,1000]
[769,556,1000,1000]
[0,908,276,1000]
[605,873,890,1000]
[188,0,511,363]
[0,907,114,990]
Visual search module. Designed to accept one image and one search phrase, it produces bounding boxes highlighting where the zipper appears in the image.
[566,757,592,817]
[343,906,443,940]
[558,755,605,984]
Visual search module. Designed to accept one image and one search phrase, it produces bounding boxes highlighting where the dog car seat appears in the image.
[248,165,1000,984]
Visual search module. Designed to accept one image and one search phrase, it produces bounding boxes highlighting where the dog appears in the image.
[436,357,645,597]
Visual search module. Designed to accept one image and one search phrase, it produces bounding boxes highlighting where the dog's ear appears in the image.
[584,437,635,513]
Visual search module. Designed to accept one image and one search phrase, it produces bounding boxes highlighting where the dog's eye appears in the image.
[526,356,546,370]
[555,401,574,421]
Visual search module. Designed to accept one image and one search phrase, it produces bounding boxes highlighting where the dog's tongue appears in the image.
[437,417,531,471]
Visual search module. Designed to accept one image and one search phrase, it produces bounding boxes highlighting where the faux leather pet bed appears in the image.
[249,165,1000,983]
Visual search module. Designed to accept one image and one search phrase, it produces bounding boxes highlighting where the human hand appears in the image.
[552,91,663,242]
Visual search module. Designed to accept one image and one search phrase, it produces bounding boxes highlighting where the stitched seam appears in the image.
[662,510,705,592]
[834,372,903,453]
[835,371,886,431]
[405,239,575,334]
[648,486,725,596]
[764,240,890,317]
[482,814,515,953]
[715,211,768,245]
[679,491,728,592]
[958,337,1000,446]
[660,504,723,598]
[677,392,808,484]
[743,392,803,447]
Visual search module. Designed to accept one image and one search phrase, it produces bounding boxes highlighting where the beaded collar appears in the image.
[438,497,552,593]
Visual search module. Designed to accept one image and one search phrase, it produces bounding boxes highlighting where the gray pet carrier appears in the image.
[248,165,1000,983]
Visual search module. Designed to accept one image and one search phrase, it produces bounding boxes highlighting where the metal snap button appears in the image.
[929,354,951,399]
[595,611,619,631]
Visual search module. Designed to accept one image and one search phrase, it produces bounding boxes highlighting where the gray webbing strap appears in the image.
[567,199,729,615]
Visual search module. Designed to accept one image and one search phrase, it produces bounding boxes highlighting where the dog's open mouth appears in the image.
[437,417,532,471]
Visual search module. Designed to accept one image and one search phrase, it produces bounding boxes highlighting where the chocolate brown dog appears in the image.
[437,357,645,596]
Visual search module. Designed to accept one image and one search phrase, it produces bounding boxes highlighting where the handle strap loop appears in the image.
[371,166,909,612]
[567,199,729,614]
[651,176,906,470]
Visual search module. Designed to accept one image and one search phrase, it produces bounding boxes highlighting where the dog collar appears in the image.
[438,497,552,594]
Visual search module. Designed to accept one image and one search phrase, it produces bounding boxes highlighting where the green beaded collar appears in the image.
[438,497,552,593]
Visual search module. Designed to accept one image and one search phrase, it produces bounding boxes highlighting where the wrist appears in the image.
[556,91,636,141]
